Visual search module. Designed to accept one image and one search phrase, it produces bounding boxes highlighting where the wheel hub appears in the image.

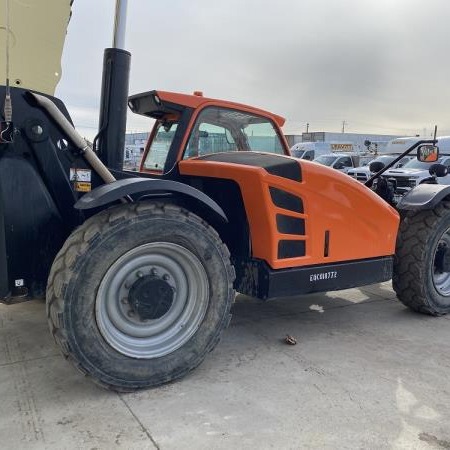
[128,275,174,320]
[95,242,209,359]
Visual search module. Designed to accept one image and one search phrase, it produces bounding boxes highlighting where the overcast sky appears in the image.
[57,0,450,140]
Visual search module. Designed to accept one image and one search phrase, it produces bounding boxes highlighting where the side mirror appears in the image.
[369,161,385,173]
[429,163,448,177]
[334,162,344,169]
[417,144,439,162]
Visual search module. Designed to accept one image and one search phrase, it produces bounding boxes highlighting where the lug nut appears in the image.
[127,311,135,318]
[163,274,170,281]
[136,271,143,278]
[121,298,128,305]
[151,268,158,276]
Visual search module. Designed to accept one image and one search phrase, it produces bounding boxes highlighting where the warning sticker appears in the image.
[74,182,92,192]
[70,168,92,182]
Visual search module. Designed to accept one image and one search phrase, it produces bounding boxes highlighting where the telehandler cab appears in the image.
[1,0,450,391]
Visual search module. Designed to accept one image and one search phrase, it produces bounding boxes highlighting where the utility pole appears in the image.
[306,122,309,133]
[341,120,346,133]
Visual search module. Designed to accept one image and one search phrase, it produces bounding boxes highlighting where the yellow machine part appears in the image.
[0,0,72,95]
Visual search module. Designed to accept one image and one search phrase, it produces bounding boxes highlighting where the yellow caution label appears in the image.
[74,182,91,192]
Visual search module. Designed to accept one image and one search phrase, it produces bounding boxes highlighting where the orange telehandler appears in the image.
[0,1,449,390]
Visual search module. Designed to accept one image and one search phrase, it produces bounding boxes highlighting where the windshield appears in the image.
[314,155,337,166]
[291,149,305,158]
[143,122,178,171]
[183,106,285,159]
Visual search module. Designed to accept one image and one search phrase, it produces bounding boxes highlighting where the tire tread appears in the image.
[394,200,450,316]
[46,202,235,391]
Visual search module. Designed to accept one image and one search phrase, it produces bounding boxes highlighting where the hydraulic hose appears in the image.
[25,92,116,185]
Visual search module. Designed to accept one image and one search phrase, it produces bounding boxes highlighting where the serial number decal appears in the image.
[310,271,338,282]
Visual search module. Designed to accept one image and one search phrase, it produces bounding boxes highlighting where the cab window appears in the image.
[143,122,178,171]
[341,156,353,167]
[338,156,352,167]
[185,123,237,158]
[183,106,284,159]
[304,150,314,160]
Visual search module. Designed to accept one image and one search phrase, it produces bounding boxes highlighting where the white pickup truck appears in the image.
[347,154,414,182]
[381,155,450,202]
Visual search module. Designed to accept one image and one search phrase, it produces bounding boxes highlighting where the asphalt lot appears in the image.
[1,282,450,449]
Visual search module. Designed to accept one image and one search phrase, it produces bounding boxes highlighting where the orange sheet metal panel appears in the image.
[179,157,400,270]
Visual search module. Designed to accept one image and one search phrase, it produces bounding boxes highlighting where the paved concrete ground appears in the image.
[1,282,450,449]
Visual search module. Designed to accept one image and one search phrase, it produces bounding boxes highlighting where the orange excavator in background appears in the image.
[0,0,449,391]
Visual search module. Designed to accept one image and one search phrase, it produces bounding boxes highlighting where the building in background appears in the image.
[285,132,402,154]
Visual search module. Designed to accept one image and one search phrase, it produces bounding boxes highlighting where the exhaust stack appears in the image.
[97,0,130,171]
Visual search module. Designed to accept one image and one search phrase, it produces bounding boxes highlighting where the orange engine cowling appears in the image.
[179,152,399,271]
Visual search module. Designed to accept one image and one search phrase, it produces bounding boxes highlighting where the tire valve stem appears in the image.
[121,297,128,305]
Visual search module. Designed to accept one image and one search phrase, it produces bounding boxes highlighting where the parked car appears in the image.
[313,153,374,173]
[348,154,414,182]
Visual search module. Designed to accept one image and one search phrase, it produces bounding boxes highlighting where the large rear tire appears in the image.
[46,202,235,391]
[393,200,450,316]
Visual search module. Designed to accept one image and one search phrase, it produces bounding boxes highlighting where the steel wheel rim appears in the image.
[432,227,450,296]
[96,242,209,359]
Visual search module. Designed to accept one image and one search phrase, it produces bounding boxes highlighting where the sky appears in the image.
[56,0,450,140]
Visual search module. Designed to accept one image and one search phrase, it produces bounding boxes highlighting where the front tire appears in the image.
[46,202,235,391]
[393,200,450,315]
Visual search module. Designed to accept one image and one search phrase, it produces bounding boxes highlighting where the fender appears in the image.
[74,178,228,221]
[397,184,450,211]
